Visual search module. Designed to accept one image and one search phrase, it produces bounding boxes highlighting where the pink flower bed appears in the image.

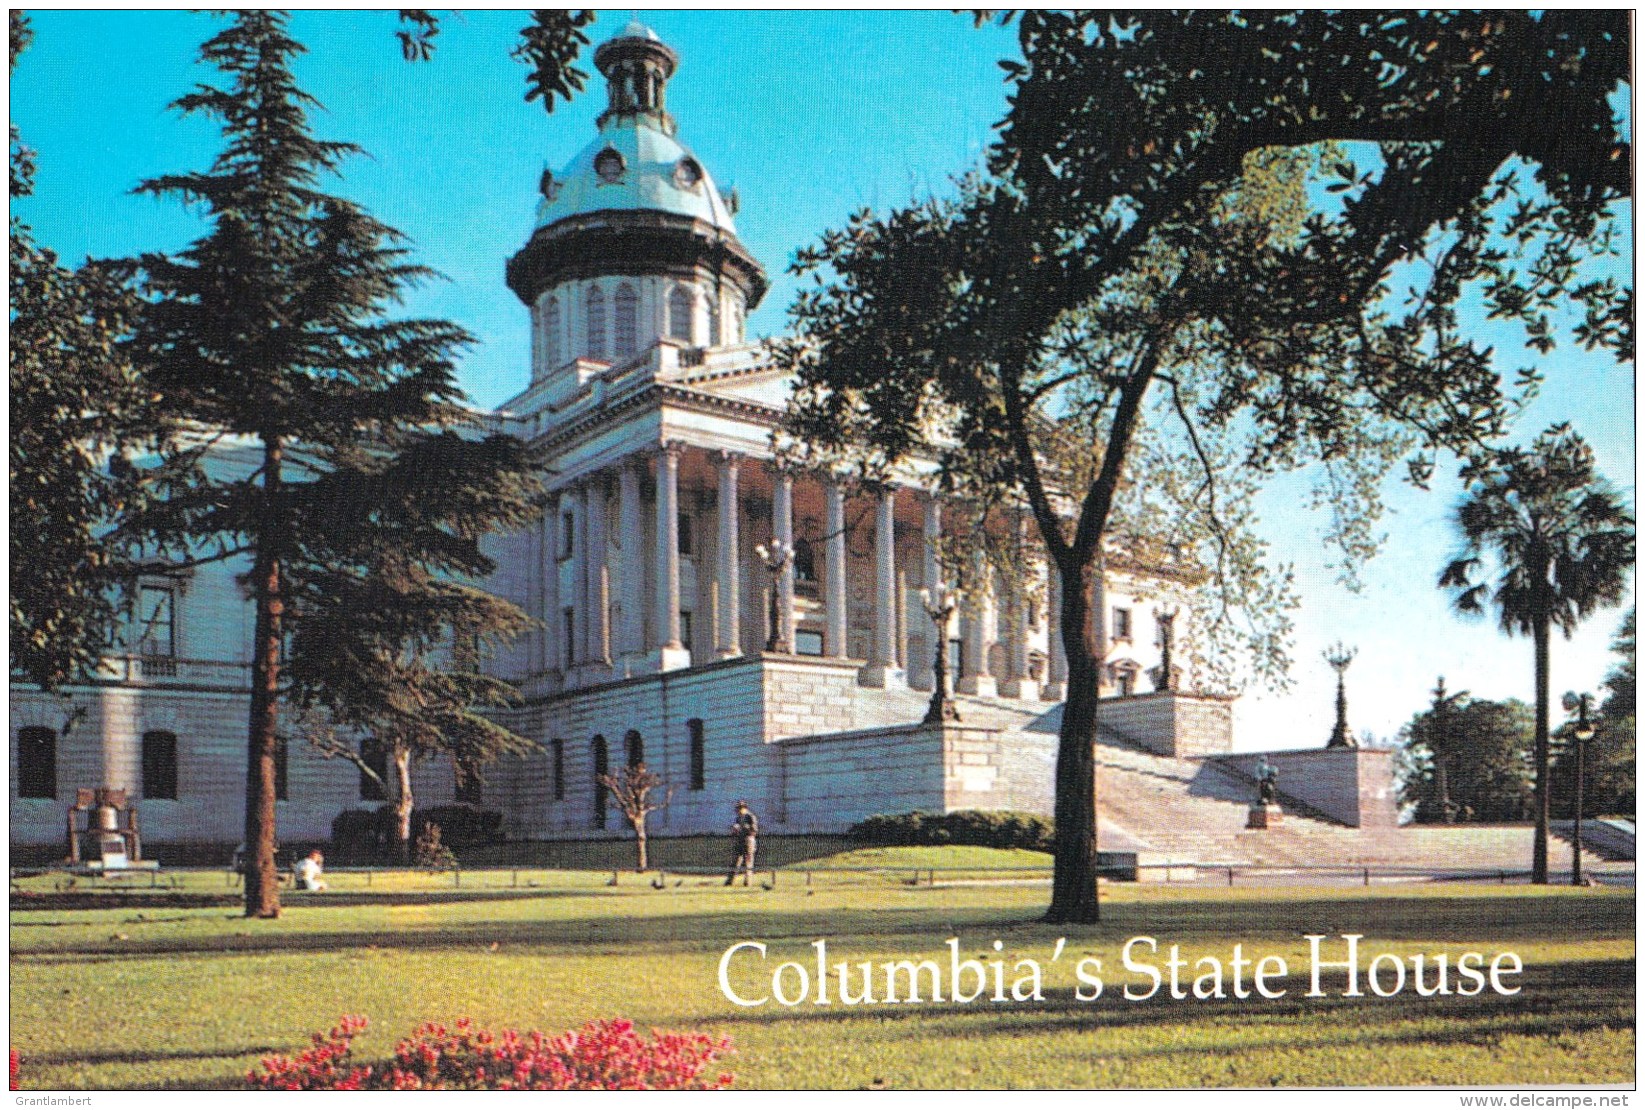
[249,1015,734,1091]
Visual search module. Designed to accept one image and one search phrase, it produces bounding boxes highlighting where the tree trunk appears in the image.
[634,821,648,872]
[393,745,414,865]
[244,437,284,919]
[1531,610,1551,884]
[1046,556,1103,923]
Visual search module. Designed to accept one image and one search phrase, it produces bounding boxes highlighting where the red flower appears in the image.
[248,1016,733,1091]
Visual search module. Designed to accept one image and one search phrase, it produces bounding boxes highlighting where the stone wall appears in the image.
[1098,692,1234,757]
[8,681,457,854]
[1212,748,1399,828]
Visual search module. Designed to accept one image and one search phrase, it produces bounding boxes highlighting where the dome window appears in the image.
[674,157,703,191]
[594,147,626,183]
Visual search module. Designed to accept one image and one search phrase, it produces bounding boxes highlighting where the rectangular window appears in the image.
[1112,606,1133,641]
[136,584,175,657]
[560,511,575,560]
[678,512,693,556]
[454,753,483,806]
[562,608,575,669]
[360,739,389,802]
[141,730,178,800]
[17,727,56,799]
[679,610,693,651]
[794,629,824,657]
[688,719,705,791]
[552,739,566,800]
[949,638,964,678]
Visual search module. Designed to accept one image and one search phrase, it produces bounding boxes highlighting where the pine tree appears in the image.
[128,11,539,916]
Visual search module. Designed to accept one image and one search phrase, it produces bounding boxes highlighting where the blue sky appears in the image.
[12,10,1634,749]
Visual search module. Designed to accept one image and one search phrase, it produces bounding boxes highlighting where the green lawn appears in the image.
[9,864,1633,1089]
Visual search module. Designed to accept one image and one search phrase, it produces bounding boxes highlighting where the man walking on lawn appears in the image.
[725,801,758,886]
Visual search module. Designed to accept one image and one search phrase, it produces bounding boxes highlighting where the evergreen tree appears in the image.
[1551,610,1637,818]
[1398,690,1535,823]
[127,11,539,916]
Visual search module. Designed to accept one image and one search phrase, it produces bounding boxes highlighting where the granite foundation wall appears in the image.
[1098,692,1234,757]
[1212,748,1399,828]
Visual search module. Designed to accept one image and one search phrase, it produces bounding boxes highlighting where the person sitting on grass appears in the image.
[293,849,327,892]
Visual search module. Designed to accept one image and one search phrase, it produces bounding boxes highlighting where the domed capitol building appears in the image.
[14,24,1571,876]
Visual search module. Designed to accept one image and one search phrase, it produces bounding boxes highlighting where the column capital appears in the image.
[715,448,743,466]
[658,440,686,461]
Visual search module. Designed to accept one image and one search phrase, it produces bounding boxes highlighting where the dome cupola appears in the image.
[507,23,766,384]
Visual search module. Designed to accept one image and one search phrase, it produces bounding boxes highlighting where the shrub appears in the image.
[848,810,1053,851]
[413,805,505,850]
[249,1016,733,1091]
[329,808,394,864]
[413,823,458,873]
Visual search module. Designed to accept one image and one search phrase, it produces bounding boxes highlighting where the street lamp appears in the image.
[1561,691,1596,887]
[1323,642,1359,749]
[919,585,964,724]
[754,539,792,654]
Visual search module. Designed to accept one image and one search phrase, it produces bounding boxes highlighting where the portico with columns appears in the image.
[474,20,1203,839]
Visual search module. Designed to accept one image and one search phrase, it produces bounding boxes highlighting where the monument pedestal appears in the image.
[1246,803,1283,829]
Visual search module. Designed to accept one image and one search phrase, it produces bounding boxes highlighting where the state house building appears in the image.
[17,24,1328,861]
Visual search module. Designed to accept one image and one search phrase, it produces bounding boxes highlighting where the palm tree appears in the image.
[1440,425,1634,883]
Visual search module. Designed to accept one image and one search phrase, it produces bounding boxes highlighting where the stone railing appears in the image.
[96,655,252,689]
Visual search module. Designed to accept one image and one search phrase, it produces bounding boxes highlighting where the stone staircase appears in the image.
[843,688,1616,874]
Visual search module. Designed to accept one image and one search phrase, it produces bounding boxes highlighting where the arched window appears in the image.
[551,739,566,800]
[708,294,722,348]
[667,285,694,343]
[540,294,560,371]
[359,738,389,801]
[142,730,178,800]
[592,735,609,829]
[688,719,705,791]
[586,286,607,360]
[613,283,639,361]
[17,727,56,799]
[624,729,644,769]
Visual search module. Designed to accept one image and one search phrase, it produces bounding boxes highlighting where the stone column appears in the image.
[1042,560,1068,701]
[654,444,690,671]
[715,451,742,658]
[1000,518,1034,699]
[568,482,586,676]
[916,496,942,690]
[618,460,646,665]
[544,491,563,677]
[524,510,542,676]
[824,480,848,657]
[585,476,611,671]
[772,467,795,653]
[957,549,997,696]
[861,488,904,687]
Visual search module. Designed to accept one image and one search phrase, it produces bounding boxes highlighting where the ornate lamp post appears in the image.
[919,585,964,724]
[1323,642,1359,749]
[754,539,792,654]
[1561,691,1596,886]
